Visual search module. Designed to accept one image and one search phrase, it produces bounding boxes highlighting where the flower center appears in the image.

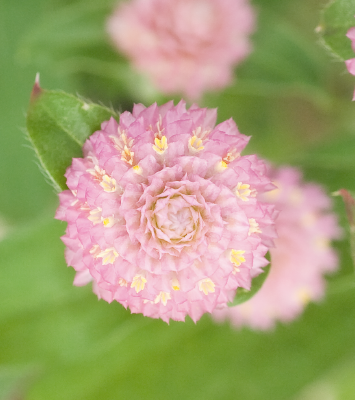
[156,204,196,241]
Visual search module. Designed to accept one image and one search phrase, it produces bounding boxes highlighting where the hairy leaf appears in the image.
[26,79,119,191]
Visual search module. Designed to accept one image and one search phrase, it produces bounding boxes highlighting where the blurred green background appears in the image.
[1,0,355,399]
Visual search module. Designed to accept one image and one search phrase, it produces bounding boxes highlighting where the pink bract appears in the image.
[346,25,355,100]
[107,0,255,99]
[213,167,341,330]
[56,101,277,323]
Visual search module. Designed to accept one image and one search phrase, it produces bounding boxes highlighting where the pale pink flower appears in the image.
[213,167,341,330]
[56,101,276,323]
[107,0,255,99]
[345,25,355,100]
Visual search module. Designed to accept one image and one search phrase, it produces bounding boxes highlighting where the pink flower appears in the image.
[346,25,355,100]
[107,0,255,99]
[55,101,276,323]
[213,167,341,330]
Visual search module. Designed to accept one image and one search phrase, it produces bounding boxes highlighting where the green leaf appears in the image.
[318,0,355,61]
[228,254,271,307]
[26,80,119,191]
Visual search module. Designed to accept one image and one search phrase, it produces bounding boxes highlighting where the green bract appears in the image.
[318,0,355,60]
[26,80,119,191]
[229,255,271,307]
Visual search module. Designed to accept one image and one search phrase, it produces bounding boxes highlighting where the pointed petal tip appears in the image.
[30,73,43,102]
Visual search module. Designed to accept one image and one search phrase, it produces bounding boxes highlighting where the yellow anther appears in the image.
[131,274,147,293]
[215,160,228,172]
[153,136,168,154]
[100,175,117,192]
[132,164,143,175]
[97,247,119,265]
[198,278,215,295]
[248,218,262,236]
[230,249,246,273]
[171,277,180,291]
[235,182,256,201]
[102,215,116,228]
[154,291,171,306]
[188,135,204,152]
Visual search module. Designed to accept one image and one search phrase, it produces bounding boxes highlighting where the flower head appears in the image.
[56,100,276,322]
[345,25,355,100]
[107,0,255,99]
[213,167,341,330]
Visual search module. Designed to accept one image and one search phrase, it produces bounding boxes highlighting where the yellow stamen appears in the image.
[215,160,228,172]
[132,164,143,175]
[235,182,256,201]
[101,216,116,228]
[248,218,262,236]
[100,175,117,192]
[131,274,147,293]
[188,135,204,153]
[171,277,180,291]
[230,249,246,273]
[153,136,168,154]
[97,247,119,265]
[154,291,171,306]
[198,278,215,295]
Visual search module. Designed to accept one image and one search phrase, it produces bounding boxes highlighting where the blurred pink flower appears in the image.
[345,26,355,100]
[107,0,255,99]
[56,101,277,322]
[213,167,341,330]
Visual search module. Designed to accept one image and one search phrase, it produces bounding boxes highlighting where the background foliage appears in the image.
[1,0,355,399]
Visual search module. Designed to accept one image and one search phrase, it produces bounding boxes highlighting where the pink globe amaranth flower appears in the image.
[55,100,277,323]
[213,167,341,330]
[346,25,355,100]
[107,0,255,100]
